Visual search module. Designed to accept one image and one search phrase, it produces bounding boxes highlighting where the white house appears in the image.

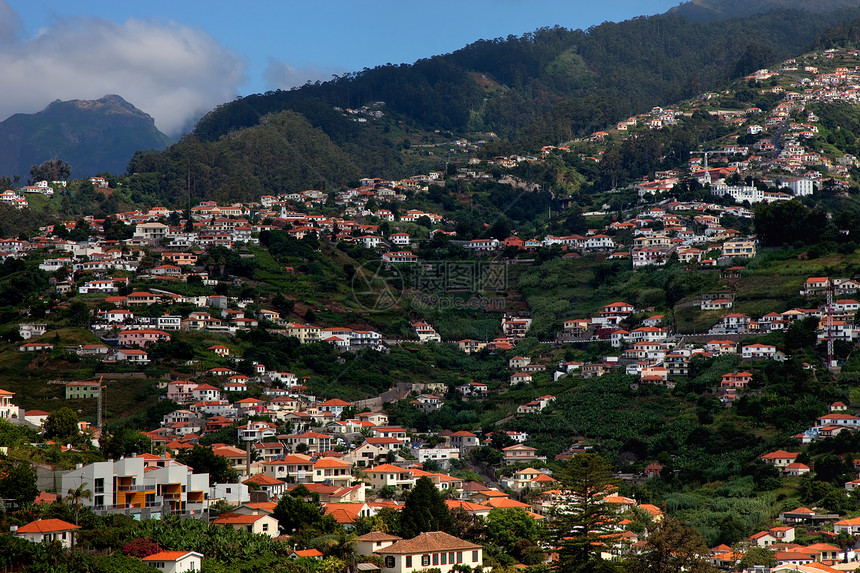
[141,551,204,573]
[375,531,483,573]
[15,519,81,548]
[0,388,20,420]
[742,344,777,360]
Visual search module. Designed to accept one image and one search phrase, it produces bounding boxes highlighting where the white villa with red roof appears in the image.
[761,450,799,468]
[817,413,860,428]
[141,551,203,573]
[374,531,483,573]
[15,518,80,548]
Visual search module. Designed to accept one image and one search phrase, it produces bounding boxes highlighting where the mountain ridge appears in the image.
[0,95,173,180]
[668,0,860,21]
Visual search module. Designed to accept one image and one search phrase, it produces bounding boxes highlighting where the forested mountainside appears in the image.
[668,0,860,21]
[191,6,860,143]
[124,7,860,205]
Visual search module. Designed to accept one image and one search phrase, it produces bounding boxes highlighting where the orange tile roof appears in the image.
[142,551,199,562]
[243,474,284,486]
[17,518,80,533]
[485,498,530,509]
[213,514,269,525]
[445,500,491,512]
[313,457,352,468]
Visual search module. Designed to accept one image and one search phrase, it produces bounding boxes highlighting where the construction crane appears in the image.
[826,283,837,369]
[96,376,105,434]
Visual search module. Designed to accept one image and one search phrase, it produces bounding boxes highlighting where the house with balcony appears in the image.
[721,371,752,389]
[414,394,443,413]
[238,421,277,442]
[167,381,198,404]
[502,444,541,465]
[364,463,417,491]
[283,432,332,453]
[501,316,532,339]
[721,240,756,258]
[312,458,354,488]
[500,468,557,493]
[61,457,209,517]
[261,455,314,483]
[0,388,20,420]
[117,329,171,347]
[742,343,778,360]
[372,427,409,443]
[412,322,442,343]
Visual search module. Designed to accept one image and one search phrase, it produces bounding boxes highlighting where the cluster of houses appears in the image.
[581,49,860,204]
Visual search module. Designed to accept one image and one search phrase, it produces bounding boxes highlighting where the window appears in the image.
[263,523,269,531]
[422,555,430,567]
[405,556,412,568]
[432,554,438,566]
[384,557,395,569]
[472,550,478,563]
[226,488,232,494]
[441,553,447,565]
[456,552,462,563]
[449,552,454,563]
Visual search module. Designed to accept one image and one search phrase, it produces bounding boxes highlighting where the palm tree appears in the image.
[311,530,357,563]
[64,484,92,526]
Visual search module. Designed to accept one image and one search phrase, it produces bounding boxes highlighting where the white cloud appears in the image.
[0,0,21,44]
[264,58,346,90]
[0,5,245,136]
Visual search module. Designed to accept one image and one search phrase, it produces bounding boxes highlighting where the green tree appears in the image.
[0,461,39,507]
[551,453,618,571]
[43,407,79,442]
[101,428,150,459]
[176,446,238,483]
[738,546,776,569]
[29,159,71,184]
[399,476,453,538]
[486,508,547,564]
[623,517,716,573]
[377,485,397,500]
[273,486,337,535]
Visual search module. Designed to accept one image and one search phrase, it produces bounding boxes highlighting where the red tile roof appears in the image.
[17,518,80,533]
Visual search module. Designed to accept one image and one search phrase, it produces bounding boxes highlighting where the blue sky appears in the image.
[1,0,682,134]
